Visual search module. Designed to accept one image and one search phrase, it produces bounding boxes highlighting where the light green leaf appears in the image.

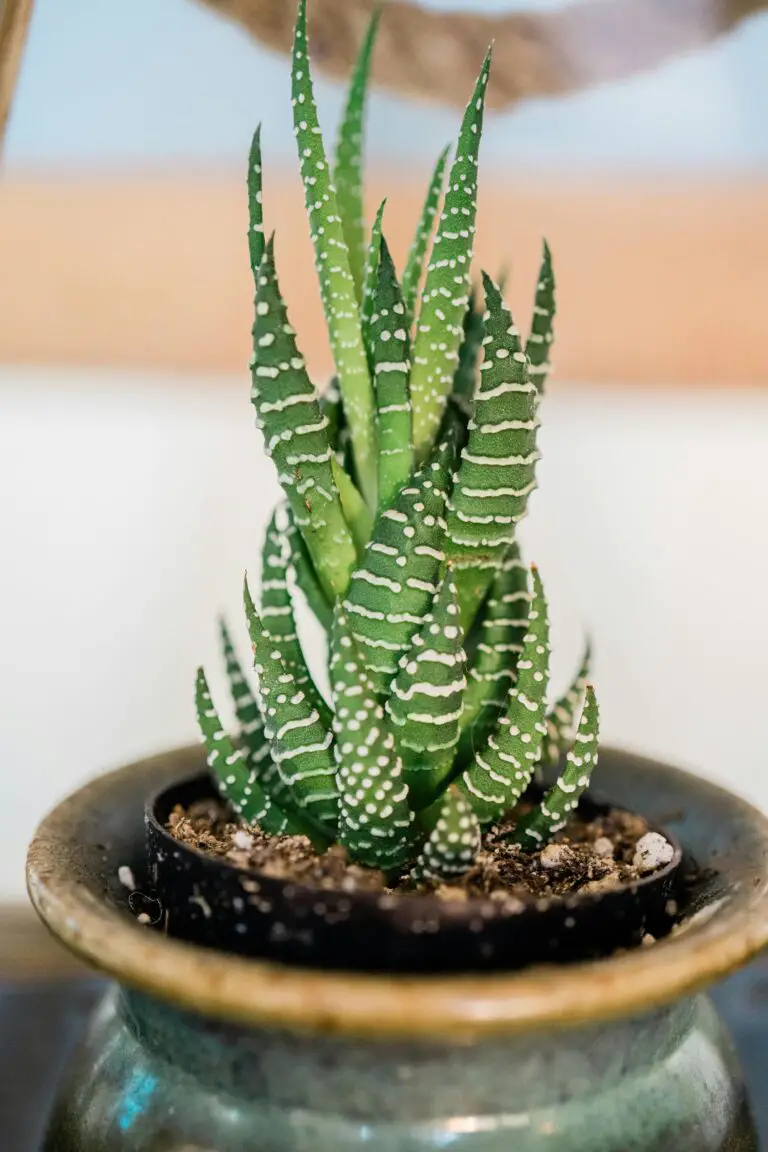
[410,49,492,461]
[333,10,380,302]
[291,0,377,505]
[402,145,450,326]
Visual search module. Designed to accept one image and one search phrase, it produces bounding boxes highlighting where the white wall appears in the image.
[2,370,766,899]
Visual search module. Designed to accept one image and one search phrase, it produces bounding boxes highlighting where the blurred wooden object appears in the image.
[199,0,768,112]
[0,0,34,151]
[0,173,766,385]
[0,904,86,980]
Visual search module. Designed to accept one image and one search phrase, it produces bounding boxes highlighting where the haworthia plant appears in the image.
[195,0,602,883]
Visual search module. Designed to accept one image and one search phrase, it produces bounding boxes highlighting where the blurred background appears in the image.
[1,0,767,910]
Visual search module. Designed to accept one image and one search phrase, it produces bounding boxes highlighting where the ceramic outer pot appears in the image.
[27,745,768,1151]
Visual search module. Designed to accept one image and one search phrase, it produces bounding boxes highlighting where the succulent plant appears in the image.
[195,0,600,884]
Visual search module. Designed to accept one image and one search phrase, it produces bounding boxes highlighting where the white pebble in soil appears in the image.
[592,837,614,859]
[233,830,255,852]
[633,832,674,874]
[539,843,572,870]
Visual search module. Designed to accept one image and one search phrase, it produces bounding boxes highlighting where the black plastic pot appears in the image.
[145,768,685,973]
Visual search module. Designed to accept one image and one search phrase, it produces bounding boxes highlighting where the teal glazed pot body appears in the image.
[28,746,768,1152]
[47,985,753,1151]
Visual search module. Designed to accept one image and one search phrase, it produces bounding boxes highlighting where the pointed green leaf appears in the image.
[321,378,345,463]
[250,239,357,601]
[387,572,467,809]
[526,239,556,395]
[402,145,450,325]
[410,50,492,460]
[261,508,332,724]
[361,198,387,363]
[333,11,380,301]
[452,288,484,410]
[330,607,415,869]
[458,543,529,758]
[543,640,591,768]
[219,618,305,826]
[291,0,377,505]
[513,685,600,849]
[343,432,456,696]
[195,667,293,835]
[247,125,265,283]
[220,616,268,768]
[459,566,550,824]
[244,575,338,833]
[410,785,481,884]
[370,234,413,509]
[447,272,540,625]
[283,507,333,631]
[331,458,373,553]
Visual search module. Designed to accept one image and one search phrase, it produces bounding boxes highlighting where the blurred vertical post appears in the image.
[0,0,34,152]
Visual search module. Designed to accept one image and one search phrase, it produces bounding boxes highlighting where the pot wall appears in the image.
[45,985,754,1152]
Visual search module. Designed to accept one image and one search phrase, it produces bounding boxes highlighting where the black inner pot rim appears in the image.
[147,771,684,915]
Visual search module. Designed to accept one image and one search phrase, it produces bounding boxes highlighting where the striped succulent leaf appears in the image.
[343,434,455,696]
[457,544,529,759]
[330,608,415,869]
[401,145,450,325]
[261,508,332,725]
[247,125,265,282]
[361,199,387,365]
[219,617,303,824]
[220,617,268,766]
[283,507,333,631]
[543,640,591,768]
[387,571,467,810]
[513,685,599,849]
[370,234,413,509]
[526,240,556,395]
[291,0,377,505]
[409,50,491,461]
[410,785,481,884]
[333,11,380,301]
[250,239,357,602]
[459,567,550,824]
[195,667,294,835]
[244,575,338,833]
[446,272,540,624]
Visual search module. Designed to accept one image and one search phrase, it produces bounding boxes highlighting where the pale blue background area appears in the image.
[5,0,768,169]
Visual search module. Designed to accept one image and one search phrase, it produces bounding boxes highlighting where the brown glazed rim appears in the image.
[27,745,768,1040]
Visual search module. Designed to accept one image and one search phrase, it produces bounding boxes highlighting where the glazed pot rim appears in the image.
[27,743,768,1040]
